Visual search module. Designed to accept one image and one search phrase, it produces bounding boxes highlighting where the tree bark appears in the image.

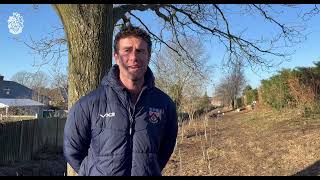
[53,4,114,176]
[54,4,113,108]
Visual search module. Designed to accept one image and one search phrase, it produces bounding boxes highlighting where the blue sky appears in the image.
[1,4,319,95]
[0,4,67,83]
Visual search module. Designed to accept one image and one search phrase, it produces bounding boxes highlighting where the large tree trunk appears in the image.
[53,4,114,176]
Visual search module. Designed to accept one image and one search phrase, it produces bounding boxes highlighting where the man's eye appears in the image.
[137,50,145,54]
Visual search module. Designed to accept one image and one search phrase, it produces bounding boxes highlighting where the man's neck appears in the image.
[119,75,144,104]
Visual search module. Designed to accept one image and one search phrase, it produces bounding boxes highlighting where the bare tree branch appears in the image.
[128,9,206,77]
[301,4,320,21]
[169,5,283,55]
[252,4,288,35]
[128,11,181,57]
[165,4,301,71]
[13,25,67,68]
[213,4,233,54]
[24,4,310,74]
[113,4,168,25]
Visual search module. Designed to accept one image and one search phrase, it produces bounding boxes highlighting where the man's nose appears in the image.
[128,50,138,61]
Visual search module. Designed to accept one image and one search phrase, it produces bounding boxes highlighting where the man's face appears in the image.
[114,36,150,82]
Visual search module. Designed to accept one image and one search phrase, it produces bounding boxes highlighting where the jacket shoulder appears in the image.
[152,87,175,108]
[77,86,105,104]
[70,85,107,116]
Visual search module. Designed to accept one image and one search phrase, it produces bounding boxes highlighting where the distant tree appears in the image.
[243,85,253,96]
[181,84,205,123]
[30,71,51,104]
[50,70,68,108]
[199,92,212,112]
[154,37,212,112]
[214,61,246,109]
[11,71,50,89]
[11,71,34,88]
[229,62,246,109]
[11,71,51,104]
[243,85,258,105]
[214,81,230,107]
[30,71,50,89]
[48,88,67,109]
[50,72,68,96]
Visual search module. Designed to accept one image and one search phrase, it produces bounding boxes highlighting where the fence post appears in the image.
[19,120,23,159]
[31,119,36,160]
[56,118,59,152]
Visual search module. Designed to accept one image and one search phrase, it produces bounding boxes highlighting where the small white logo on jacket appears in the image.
[99,112,115,118]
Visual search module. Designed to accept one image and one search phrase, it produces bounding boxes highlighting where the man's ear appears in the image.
[114,52,119,64]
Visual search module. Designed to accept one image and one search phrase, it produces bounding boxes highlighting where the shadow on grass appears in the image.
[292,160,320,176]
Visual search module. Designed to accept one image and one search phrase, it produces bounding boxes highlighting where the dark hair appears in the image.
[113,24,152,56]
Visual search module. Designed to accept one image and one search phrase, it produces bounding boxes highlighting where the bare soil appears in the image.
[0,151,66,176]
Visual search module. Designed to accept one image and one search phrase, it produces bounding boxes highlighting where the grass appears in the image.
[163,107,320,176]
[244,107,320,132]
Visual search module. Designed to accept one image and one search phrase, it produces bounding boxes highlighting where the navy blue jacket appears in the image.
[63,65,178,176]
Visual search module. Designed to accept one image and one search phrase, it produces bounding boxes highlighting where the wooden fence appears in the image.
[0,118,66,164]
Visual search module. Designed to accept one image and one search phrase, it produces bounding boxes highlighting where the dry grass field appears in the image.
[163,107,320,176]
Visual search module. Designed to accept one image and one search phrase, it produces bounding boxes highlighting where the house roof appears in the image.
[0,80,33,99]
[0,98,45,108]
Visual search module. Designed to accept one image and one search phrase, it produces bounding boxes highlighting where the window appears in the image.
[3,88,10,95]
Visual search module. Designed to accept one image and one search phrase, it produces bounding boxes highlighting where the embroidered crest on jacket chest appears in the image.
[148,107,163,124]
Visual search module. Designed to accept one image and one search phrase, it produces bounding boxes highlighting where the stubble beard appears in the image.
[122,64,146,82]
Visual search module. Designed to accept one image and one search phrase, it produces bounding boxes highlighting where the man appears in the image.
[63,24,178,176]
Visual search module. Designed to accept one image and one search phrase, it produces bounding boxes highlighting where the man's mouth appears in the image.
[128,66,141,69]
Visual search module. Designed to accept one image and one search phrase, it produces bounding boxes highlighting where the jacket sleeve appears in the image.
[63,101,91,173]
[158,102,178,171]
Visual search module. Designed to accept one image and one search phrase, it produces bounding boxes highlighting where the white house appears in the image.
[0,98,45,117]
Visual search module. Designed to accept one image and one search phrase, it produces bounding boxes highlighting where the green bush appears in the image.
[261,69,295,111]
[243,85,258,105]
[260,61,320,112]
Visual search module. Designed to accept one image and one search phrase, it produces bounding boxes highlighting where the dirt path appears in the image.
[163,109,320,176]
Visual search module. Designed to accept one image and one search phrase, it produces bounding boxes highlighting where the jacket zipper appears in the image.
[128,87,148,174]
[129,106,135,136]
[128,86,147,136]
